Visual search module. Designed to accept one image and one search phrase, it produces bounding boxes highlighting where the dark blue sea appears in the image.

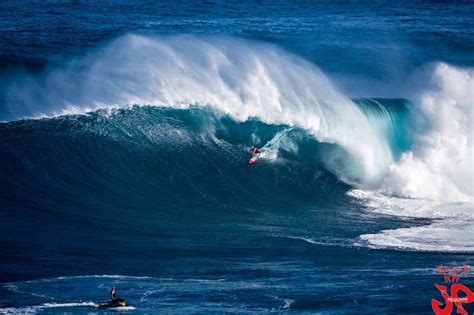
[1,1,473,314]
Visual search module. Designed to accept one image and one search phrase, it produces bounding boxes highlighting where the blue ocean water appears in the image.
[1,1,473,314]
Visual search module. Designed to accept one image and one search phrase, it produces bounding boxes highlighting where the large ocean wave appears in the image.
[1,34,472,252]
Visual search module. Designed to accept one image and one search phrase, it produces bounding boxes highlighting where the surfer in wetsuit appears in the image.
[110,287,116,301]
[248,146,262,164]
[250,146,260,157]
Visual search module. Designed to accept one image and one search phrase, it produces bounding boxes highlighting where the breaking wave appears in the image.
[1,34,472,252]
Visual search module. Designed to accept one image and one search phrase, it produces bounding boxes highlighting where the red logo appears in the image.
[432,265,474,315]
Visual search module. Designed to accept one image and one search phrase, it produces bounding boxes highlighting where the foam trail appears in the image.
[4,34,392,185]
[360,220,474,252]
[259,127,298,161]
[351,189,474,252]
[0,302,99,314]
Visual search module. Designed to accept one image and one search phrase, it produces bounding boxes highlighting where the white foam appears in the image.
[260,128,298,162]
[348,189,472,219]
[350,189,474,252]
[0,302,97,314]
[54,274,151,280]
[0,301,138,314]
[380,63,473,203]
[40,302,98,308]
[346,64,474,252]
[360,220,474,252]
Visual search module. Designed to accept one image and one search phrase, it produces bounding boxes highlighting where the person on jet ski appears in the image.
[98,287,127,308]
[110,287,116,301]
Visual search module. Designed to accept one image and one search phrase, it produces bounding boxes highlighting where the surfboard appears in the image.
[248,153,260,164]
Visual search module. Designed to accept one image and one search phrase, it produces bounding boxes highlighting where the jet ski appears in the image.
[98,298,128,309]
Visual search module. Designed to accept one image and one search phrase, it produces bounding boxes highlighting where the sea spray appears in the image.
[380,63,474,203]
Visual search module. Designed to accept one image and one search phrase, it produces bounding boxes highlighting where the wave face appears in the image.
[0,104,388,214]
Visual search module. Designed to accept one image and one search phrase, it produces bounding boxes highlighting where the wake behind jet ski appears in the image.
[98,298,127,309]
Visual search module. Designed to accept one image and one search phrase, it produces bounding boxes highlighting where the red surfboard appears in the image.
[248,154,260,164]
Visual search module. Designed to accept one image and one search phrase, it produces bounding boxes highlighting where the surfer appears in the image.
[110,287,116,301]
[250,146,260,156]
[248,146,261,164]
